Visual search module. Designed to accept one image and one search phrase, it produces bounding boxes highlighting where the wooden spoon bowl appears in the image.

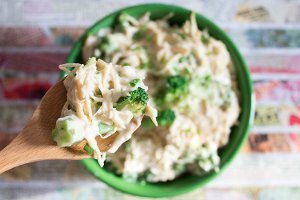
[0,80,116,174]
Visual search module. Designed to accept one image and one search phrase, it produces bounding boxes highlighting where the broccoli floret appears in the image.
[137,170,154,184]
[118,12,134,31]
[83,122,115,155]
[156,75,189,106]
[52,121,71,147]
[129,79,140,87]
[139,62,151,69]
[166,75,188,92]
[133,26,148,41]
[196,74,212,89]
[115,87,149,117]
[173,163,186,176]
[157,108,176,126]
[98,122,115,135]
[52,116,81,147]
[84,144,94,155]
[142,108,176,128]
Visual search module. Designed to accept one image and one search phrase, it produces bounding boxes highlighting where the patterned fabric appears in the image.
[0,0,299,199]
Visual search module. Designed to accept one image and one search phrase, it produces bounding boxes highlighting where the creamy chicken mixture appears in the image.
[82,12,240,182]
[52,58,157,166]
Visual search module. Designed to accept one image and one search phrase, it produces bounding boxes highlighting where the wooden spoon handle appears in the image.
[0,133,39,174]
[0,118,88,174]
[0,134,88,174]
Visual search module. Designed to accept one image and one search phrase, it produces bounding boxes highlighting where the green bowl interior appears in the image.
[65,3,254,198]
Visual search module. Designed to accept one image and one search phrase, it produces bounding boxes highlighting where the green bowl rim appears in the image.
[64,3,255,198]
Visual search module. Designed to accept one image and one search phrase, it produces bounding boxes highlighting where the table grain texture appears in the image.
[0,0,300,199]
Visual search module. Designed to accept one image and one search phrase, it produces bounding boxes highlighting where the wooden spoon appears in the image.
[0,80,117,174]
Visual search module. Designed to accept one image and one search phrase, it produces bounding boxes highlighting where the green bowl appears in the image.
[65,3,254,198]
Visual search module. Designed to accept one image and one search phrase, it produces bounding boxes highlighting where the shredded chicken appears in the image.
[53,58,157,166]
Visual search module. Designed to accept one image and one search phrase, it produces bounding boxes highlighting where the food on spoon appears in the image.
[52,58,157,166]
